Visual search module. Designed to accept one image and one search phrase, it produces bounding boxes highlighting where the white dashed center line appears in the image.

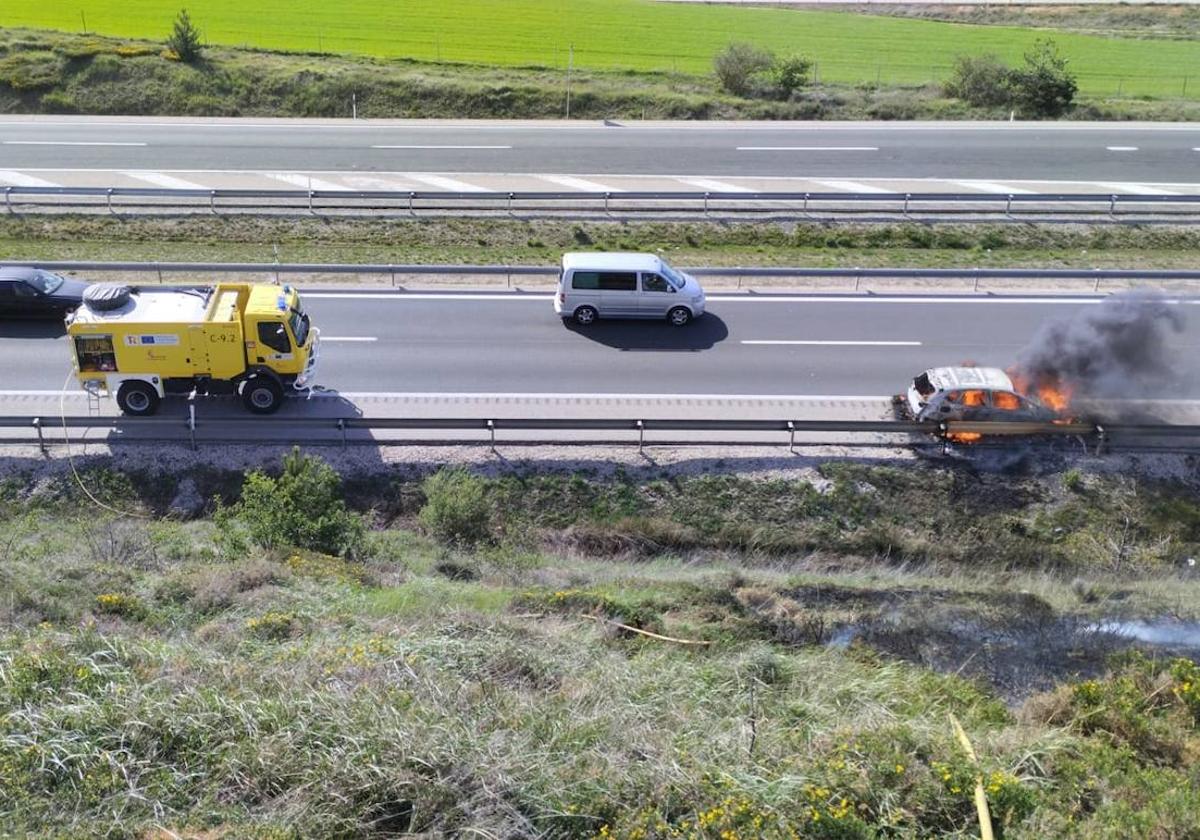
[372,145,511,150]
[321,336,378,342]
[1106,146,1139,151]
[741,340,922,346]
[737,146,879,151]
[2,141,147,146]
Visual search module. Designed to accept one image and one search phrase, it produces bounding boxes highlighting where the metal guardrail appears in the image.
[4,185,1199,220]
[1,414,1188,454]
[5,260,1200,291]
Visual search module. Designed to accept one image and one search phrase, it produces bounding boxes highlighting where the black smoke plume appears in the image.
[1014,290,1185,399]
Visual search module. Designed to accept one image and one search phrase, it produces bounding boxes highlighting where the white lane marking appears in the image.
[678,177,752,193]
[741,340,922,346]
[737,146,879,151]
[404,173,487,192]
[954,181,1034,194]
[303,292,1133,305]
[0,170,60,187]
[120,170,208,190]
[537,174,623,192]
[0,388,895,401]
[372,144,511,149]
[341,175,419,190]
[1106,146,1139,151]
[812,180,891,193]
[2,140,146,146]
[321,336,377,342]
[1096,182,1180,196]
[265,173,352,191]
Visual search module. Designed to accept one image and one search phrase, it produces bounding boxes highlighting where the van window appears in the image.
[598,272,637,291]
[642,273,670,293]
[572,271,600,290]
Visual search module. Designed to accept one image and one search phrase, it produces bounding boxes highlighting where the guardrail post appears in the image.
[4,187,12,215]
[210,190,218,215]
[308,190,316,215]
[803,192,809,214]
[32,417,45,455]
[337,418,346,447]
[389,265,395,288]
[187,403,196,452]
[787,420,795,452]
[157,264,163,284]
[1005,194,1013,215]
[1093,269,1102,293]
[1095,424,1106,456]
[854,267,862,292]
[487,419,496,453]
[703,192,709,216]
[637,419,644,452]
[973,268,981,292]
[1109,194,1118,216]
[106,188,115,215]
[903,193,910,216]
[604,192,611,216]
[409,191,416,217]
[507,192,514,216]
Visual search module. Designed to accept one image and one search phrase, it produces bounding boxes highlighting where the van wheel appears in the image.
[667,307,692,327]
[573,305,598,326]
[242,377,284,414]
[116,381,160,416]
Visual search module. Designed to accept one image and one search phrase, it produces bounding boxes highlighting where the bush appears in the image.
[1008,39,1077,118]
[166,8,203,64]
[772,55,813,100]
[944,53,1012,108]
[713,42,774,97]
[234,448,365,557]
[419,468,491,546]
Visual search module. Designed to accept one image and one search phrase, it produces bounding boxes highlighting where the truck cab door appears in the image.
[255,320,293,364]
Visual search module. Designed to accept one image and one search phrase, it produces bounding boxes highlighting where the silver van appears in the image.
[554,252,706,326]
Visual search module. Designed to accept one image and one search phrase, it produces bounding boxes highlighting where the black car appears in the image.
[0,267,91,319]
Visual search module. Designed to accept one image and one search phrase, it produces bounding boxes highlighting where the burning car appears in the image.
[902,366,1060,423]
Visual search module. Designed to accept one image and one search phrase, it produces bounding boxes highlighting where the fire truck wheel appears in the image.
[242,377,284,414]
[116,381,160,416]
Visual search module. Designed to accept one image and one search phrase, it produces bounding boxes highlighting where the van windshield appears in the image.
[660,262,686,290]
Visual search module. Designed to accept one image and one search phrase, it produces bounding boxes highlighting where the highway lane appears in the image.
[3,294,1197,398]
[1,118,1199,183]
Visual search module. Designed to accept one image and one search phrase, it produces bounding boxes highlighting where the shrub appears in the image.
[234,448,365,557]
[1008,39,1077,118]
[713,42,774,97]
[245,610,298,640]
[166,8,203,64]
[944,53,1012,108]
[772,55,813,100]
[0,51,65,91]
[419,468,492,546]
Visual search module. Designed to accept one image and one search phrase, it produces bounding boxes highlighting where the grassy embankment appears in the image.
[3,216,1200,287]
[2,452,1199,837]
[1,19,1199,122]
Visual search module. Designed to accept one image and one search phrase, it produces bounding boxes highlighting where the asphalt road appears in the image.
[3,293,1198,399]
[2,118,1200,183]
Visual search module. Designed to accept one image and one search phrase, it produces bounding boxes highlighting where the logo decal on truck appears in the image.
[124,334,181,347]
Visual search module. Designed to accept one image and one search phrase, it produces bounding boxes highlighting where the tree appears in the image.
[944,54,1012,108]
[713,42,775,97]
[1007,39,1077,118]
[167,8,204,63]
[772,55,813,100]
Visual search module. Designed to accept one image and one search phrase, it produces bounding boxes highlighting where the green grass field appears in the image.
[2,0,1199,98]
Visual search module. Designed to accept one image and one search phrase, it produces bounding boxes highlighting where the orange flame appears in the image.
[1007,368,1073,416]
[946,431,983,444]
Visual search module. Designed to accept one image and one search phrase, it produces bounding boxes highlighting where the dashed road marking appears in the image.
[2,140,146,146]
[812,180,891,193]
[0,170,60,187]
[1096,182,1180,196]
[737,146,879,151]
[1106,146,1139,151]
[677,177,752,193]
[265,173,352,191]
[741,340,922,346]
[372,145,511,149]
[537,174,623,192]
[120,171,208,190]
[404,173,488,192]
[954,181,1034,194]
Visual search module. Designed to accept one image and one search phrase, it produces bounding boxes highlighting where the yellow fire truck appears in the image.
[67,282,320,416]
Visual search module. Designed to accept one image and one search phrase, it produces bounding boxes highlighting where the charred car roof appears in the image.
[923,366,1014,392]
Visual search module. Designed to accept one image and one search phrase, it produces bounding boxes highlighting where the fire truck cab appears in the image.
[67,283,319,416]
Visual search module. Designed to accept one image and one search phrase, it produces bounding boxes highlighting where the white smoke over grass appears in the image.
[1015,290,1185,400]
